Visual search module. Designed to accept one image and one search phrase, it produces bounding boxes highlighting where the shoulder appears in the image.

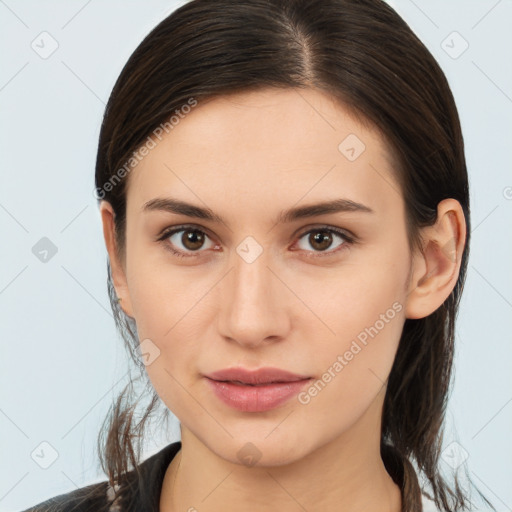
[19,481,111,512]
[20,441,182,512]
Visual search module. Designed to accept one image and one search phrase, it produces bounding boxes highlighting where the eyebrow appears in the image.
[141,197,374,225]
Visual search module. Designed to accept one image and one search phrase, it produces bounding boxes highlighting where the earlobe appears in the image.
[99,201,135,318]
[405,199,466,320]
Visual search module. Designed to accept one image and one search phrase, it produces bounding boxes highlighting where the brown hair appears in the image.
[94,1,495,510]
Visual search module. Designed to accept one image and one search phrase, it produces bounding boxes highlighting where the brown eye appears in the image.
[161,227,216,257]
[295,227,352,255]
[308,230,334,251]
[181,229,205,251]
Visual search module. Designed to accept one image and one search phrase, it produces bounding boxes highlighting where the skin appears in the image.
[100,87,466,512]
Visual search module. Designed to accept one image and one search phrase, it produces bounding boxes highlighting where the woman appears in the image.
[22,0,496,510]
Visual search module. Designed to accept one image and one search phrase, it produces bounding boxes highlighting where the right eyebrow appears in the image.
[142,197,224,223]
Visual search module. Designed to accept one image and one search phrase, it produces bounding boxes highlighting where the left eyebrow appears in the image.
[277,198,374,223]
[141,197,374,226]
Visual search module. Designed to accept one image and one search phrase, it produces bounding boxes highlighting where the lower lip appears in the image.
[205,377,312,412]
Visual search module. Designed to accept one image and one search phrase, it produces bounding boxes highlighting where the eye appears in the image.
[293,227,353,257]
[157,226,217,258]
[157,224,355,260]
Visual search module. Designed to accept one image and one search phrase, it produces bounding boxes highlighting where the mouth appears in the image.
[204,375,313,412]
[204,366,312,386]
[213,379,304,386]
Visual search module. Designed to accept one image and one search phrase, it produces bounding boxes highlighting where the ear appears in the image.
[405,198,467,320]
[99,200,135,318]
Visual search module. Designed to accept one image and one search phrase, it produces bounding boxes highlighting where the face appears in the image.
[103,87,415,466]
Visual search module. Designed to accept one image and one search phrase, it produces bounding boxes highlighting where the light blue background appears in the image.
[1,1,511,510]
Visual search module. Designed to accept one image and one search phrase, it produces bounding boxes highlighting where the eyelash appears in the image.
[156,224,355,260]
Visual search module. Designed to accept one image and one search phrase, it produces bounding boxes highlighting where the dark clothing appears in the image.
[21,441,182,512]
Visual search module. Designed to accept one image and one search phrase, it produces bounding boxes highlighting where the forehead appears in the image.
[127,87,401,218]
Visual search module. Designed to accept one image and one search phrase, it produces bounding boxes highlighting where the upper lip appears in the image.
[204,367,312,385]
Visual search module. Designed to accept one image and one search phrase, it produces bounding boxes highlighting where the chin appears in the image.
[210,433,314,469]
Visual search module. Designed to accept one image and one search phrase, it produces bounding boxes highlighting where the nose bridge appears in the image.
[218,242,289,346]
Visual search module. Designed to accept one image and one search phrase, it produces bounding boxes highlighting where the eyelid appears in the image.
[294,224,356,243]
[291,225,355,258]
[156,223,216,243]
[157,223,356,258]
[156,224,219,258]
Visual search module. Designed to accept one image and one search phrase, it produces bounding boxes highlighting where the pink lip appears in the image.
[204,367,312,412]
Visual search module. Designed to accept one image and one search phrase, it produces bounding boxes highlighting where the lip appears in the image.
[204,367,312,412]
[205,366,311,385]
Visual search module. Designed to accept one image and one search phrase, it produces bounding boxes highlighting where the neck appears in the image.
[160,391,402,512]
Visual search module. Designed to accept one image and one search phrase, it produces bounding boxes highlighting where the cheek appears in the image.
[294,245,408,410]
[125,240,205,336]
[124,250,213,402]
[293,297,405,440]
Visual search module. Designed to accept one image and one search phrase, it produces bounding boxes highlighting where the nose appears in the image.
[216,247,291,349]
